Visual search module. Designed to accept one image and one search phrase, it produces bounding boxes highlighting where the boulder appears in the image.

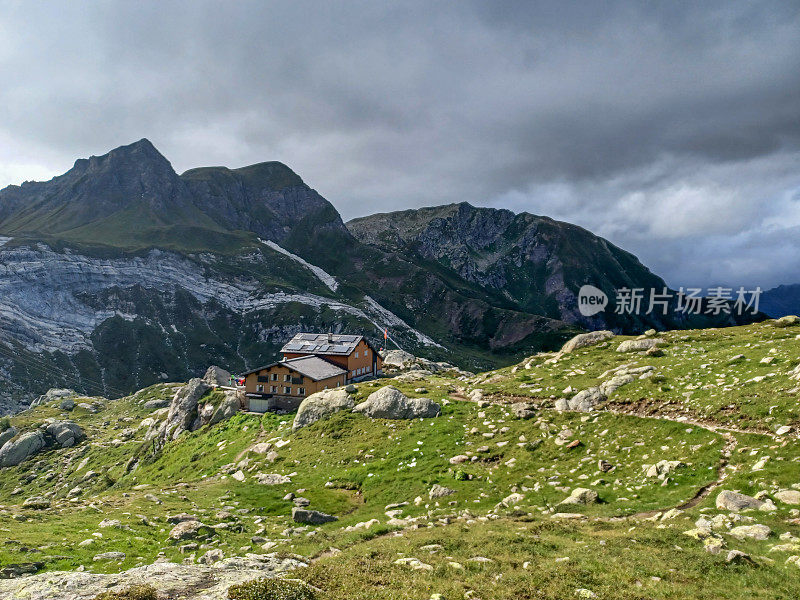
[729,524,771,541]
[293,389,354,431]
[353,386,440,420]
[382,349,417,369]
[617,339,663,353]
[158,378,211,442]
[59,398,75,411]
[291,508,338,524]
[45,421,85,448]
[429,484,456,499]
[22,496,51,510]
[775,490,800,505]
[203,365,232,387]
[716,490,776,512]
[560,488,599,505]
[511,402,537,419]
[599,374,634,397]
[168,520,213,541]
[143,398,170,411]
[92,552,126,562]
[560,331,614,354]
[0,431,46,468]
[209,390,240,426]
[645,460,686,479]
[0,425,18,448]
[555,387,606,412]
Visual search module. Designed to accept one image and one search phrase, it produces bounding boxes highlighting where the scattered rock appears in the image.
[255,473,291,485]
[511,402,537,419]
[775,490,800,505]
[429,484,456,499]
[726,550,756,565]
[45,420,86,448]
[169,520,213,541]
[617,339,663,353]
[92,552,126,562]
[560,488,599,505]
[729,524,771,540]
[555,387,606,412]
[716,490,776,512]
[22,496,51,510]
[291,508,338,524]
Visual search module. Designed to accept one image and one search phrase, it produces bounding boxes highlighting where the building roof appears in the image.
[280,332,365,356]
[243,355,346,381]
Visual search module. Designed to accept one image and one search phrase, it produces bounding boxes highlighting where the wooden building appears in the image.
[280,333,383,382]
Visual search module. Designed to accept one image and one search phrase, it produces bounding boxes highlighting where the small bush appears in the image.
[228,578,317,600]
[93,585,158,600]
[0,416,10,432]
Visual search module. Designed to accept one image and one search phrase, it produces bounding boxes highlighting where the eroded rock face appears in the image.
[353,386,440,420]
[560,331,614,354]
[293,388,353,431]
[0,555,307,600]
[0,425,18,448]
[158,378,211,442]
[209,390,240,426]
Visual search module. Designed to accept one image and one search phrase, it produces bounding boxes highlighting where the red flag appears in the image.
[384,328,388,340]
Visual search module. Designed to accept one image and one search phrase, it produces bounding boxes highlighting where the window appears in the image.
[298,387,305,395]
[283,386,291,394]
[270,386,277,393]
[271,373,278,381]
[257,375,268,382]
[256,384,264,392]
[365,349,369,357]
[284,374,291,382]
[355,351,359,358]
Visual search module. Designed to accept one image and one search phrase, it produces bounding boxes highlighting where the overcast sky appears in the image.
[1,1,799,289]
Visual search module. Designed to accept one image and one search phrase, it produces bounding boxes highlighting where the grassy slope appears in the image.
[0,322,797,598]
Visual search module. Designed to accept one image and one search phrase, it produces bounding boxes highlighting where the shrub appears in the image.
[0,416,10,432]
[227,578,317,600]
[93,585,158,600]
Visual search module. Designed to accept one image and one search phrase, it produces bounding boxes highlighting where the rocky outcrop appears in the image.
[158,378,211,442]
[203,365,232,387]
[560,488,599,505]
[293,389,353,431]
[617,339,663,353]
[30,388,77,409]
[560,331,614,354]
[45,420,86,448]
[209,390,240,426]
[353,386,440,420]
[292,508,338,524]
[0,425,17,448]
[0,420,86,468]
[0,555,307,600]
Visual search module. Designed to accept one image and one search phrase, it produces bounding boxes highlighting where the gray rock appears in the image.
[0,431,46,467]
[560,330,614,354]
[209,390,240,425]
[599,374,634,397]
[775,490,800,505]
[353,386,440,420]
[382,349,417,369]
[169,520,213,540]
[293,389,353,431]
[45,420,85,448]
[560,488,599,505]
[0,425,18,448]
[511,402,537,419]
[158,378,211,442]
[93,552,126,561]
[729,524,771,540]
[617,339,663,353]
[726,550,756,565]
[292,507,338,524]
[22,496,51,510]
[203,365,232,387]
[716,490,776,512]
[31,388,76,408]
[773,315,800,327]
[429,484,456,499]
[555,387,606,412]
[0,554,306,599]
[59,397,75,411]
[143,398,170,410]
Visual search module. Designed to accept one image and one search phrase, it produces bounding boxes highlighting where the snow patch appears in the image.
[261,239,338,292]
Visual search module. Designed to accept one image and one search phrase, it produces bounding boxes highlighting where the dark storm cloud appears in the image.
[0,0,799,288]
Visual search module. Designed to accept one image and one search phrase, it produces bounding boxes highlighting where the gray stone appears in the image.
[22,496,51,510]
[45,420,85,448]
[93,552,126,561]
[560,488,599,505]
[158,378,211,442]
[293,389,353,431]
[555,387,606,412]
[143,398,170,410]
[560,331,614,354]
[0,431,46,468]
[511,402,537,419]
[599,374,634,397]
[773,315,800,327]
[292,508,338,524]
[729,524,771,540]
[209,390,240,425]
[203,365,232,387]
[429,484,456,499]
[353,386,440,420]
[716,490,776,512]
[775,490,800,505]
[169,520,213,541]
[0,425,18,448]
[617,339,663,353]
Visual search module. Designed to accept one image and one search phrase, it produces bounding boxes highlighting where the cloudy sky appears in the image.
[1,1,799,289]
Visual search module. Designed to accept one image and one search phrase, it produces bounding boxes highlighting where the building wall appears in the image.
[244,364,345,398]
[283,339,384,382]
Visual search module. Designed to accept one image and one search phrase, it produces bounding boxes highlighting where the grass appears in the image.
[0,322,798,598]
